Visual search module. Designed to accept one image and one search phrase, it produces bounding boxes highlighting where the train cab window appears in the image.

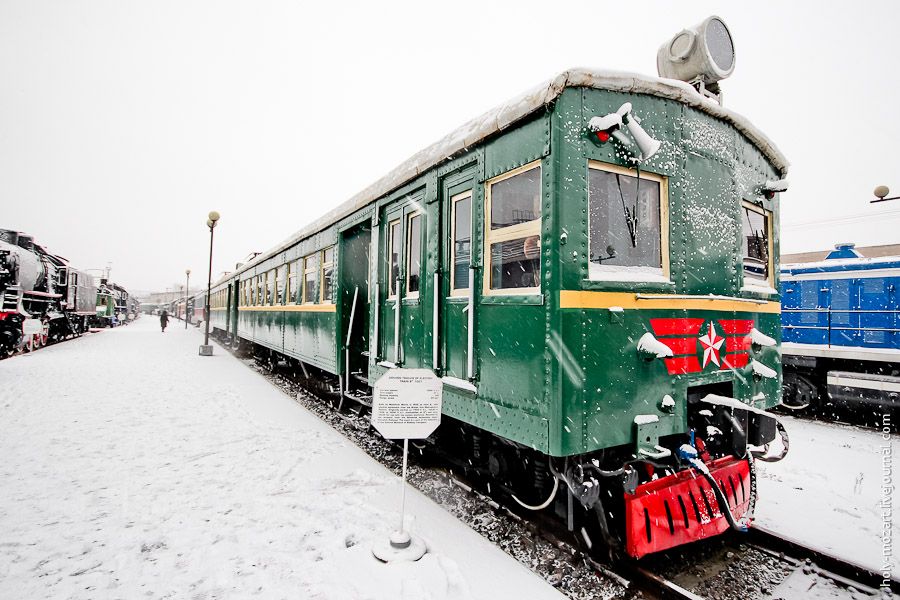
[321,247,334,304]
[587,161,668,281]
[451,191,472,295]
[288,261,298,304]
[741,201,773,287]
[388,220,402,298]
[303,254,318,304]
[406,214,421,297]
[485,162,542,293]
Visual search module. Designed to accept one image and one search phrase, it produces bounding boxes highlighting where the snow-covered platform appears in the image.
[0,317,567,599]
[756,414,899,580]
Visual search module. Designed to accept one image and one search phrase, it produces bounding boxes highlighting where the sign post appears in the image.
[370,368,442,563]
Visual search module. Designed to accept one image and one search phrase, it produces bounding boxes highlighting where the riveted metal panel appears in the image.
[484,114,551,181]
[551,87,784,455]
[441,389,550,452]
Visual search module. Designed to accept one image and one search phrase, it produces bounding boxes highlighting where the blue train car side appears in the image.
[781,244,900,411]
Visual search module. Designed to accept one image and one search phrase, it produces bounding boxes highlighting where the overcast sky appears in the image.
[2,1,898,294]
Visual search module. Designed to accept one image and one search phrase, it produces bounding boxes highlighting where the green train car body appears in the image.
[203,69,787,556]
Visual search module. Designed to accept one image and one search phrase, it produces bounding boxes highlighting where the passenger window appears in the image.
[267,269,275,306]
[588,161,667,281]
[485,163,542,292]
[406,213,421,297]
[276,265,285,305]
[321,247,334,304]
[388,220,402,298]
[288,261,298,304]
[451,191,472,295]
[303,254,318,304]
[741,201,773,286]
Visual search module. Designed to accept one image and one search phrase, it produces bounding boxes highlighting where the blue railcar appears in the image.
[781,244,900,412]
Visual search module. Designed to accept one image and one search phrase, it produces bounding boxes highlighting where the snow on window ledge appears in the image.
[442,376,477,393]
[740,282,778,295]
[588,263,671,283]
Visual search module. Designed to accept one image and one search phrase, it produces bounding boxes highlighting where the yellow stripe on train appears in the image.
[559,291,781,314]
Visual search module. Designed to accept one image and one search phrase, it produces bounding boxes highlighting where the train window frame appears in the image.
[303,254,318,305]
[586,160,670,283]
[740,200,774,290]
[257,274,263,306]
[288,261,298,305]
[388,219,402,299]
[321,247,334,304]
[450,190,473,297]
[266,269,276,306]
[276,265,286,305]
[405,212,422,299]
[483,160,543,296]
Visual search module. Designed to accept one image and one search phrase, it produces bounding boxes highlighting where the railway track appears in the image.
[232,343,897,600]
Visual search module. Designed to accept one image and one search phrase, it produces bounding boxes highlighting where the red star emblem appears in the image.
[698,323,725,368]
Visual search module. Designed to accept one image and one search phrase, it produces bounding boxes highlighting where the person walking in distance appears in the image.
[160,309,169,333]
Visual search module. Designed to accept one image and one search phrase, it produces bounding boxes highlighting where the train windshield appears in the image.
[587,163,664,279]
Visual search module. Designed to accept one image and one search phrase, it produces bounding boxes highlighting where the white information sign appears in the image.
[372,369,443,440]
[22,319,43,335]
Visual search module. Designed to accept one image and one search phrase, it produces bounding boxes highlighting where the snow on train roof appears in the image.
[782,254,900,276]
[230,68,790,281]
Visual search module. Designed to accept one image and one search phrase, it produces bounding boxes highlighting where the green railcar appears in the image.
[207,22,789,557]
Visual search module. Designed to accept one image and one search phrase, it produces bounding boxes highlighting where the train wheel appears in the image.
[781,373,816,411]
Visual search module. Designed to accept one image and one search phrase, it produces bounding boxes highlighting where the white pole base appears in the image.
[372,531,426,563]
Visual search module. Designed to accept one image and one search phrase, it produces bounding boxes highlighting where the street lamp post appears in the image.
[200,211,220,356]
[185,269,191,328]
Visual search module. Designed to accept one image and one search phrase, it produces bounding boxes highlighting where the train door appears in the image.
[340,222,371,390]
[231,278,240,341]
[377,192,425,367]
[225,283,233,335]
[438,170,477,383]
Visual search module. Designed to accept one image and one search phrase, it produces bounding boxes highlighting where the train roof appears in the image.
[227,68,790,284]
[782,255,900,276]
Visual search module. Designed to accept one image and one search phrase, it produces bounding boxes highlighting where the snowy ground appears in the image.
[1,317,896,599]
[756,414,899,580]
[0,318,567,599]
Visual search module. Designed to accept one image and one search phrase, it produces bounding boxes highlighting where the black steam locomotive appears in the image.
[0,229,98,354]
